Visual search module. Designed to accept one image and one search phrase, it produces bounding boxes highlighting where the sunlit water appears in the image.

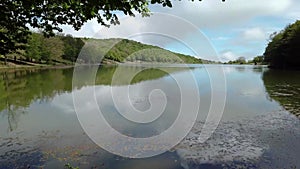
[0,65,299,169]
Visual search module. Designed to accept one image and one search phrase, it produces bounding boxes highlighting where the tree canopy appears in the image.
[264,20,300,69]
[227,56,247,65]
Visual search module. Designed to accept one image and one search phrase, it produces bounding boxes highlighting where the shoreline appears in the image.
[0,60,265,72]
[0,64,75,71]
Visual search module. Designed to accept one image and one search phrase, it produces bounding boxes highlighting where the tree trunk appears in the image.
[4,55,7,65]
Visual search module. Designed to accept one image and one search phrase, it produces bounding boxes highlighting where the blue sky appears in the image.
[61,0,300,62]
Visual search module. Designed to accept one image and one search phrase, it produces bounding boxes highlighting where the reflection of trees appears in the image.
[252,66,266,74]
[2,72,27,131]
[0,69,73,131]
[72,65,192,86]
[95,65,191,85]
[262,70,300,117]
[232,65,266,74]
[233,66,246,72]
[0,69,72,110]
[0,66,192,131]
[5,105,26,132]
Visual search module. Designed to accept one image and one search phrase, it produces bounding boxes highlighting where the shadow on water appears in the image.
[262,69,300,117]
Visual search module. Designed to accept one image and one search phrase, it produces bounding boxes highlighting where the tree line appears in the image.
[225,56,264,65]
[2,32,203,65]
[2,33,85,65]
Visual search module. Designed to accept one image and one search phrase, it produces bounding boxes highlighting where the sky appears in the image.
[61,0,300,62]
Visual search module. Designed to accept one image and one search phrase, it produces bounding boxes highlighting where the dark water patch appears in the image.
[0,149,45,169]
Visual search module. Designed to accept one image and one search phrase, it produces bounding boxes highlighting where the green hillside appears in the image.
[1,33,203,66]
[104,38,202,64]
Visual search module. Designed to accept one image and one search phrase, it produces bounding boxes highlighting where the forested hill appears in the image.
[1,33,204,66]
[87,38,203,64]
[264,20,300,69]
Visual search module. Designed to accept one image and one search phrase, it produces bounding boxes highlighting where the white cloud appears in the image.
[242,27,267,41]
[60,19,101,37]
[151,0,292,28]
[220,50,238,62]
[286,0,300,20]
[286,11,300,20]
[62,0,293,37]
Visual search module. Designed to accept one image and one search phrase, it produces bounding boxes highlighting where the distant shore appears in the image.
[0,58,263,71]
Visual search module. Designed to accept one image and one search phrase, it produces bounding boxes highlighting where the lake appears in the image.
[0,64,299,169]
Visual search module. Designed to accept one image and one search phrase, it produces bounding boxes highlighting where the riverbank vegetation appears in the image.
[224,56,264,65]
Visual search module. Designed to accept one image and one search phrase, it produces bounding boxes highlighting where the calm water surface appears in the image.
[0,65,299,169]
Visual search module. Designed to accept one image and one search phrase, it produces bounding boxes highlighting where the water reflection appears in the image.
[0,66,192,132]
[0,65,299,168]
[262,69,300,117]
[0,66,192,168]
[0,69,73,112]
[220,65,278,120]
[0,69,72,133]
